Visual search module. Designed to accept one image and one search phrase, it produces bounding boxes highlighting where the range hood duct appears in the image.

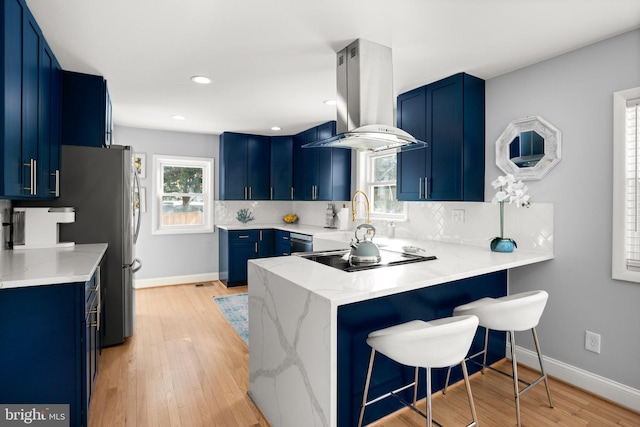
[303,39,425,152]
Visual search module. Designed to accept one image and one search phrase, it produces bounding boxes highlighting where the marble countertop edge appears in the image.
[0,243,108,289]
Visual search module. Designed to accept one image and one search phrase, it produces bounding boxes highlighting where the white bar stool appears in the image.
[444,290,553,427]
[358,315,480,427]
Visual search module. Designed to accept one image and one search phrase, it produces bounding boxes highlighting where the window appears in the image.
[364,151,406,219]
[612,87,640,282]
[152,154,214,235]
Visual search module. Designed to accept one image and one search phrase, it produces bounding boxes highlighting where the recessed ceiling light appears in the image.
[191,75,211,84]
[271,126,282,131]
[172,115,186,120]
[324,100,337,106]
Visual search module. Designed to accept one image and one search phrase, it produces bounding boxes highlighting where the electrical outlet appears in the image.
[585,331,601,354]
[452,209,465,223]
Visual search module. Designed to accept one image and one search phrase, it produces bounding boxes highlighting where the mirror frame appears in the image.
[495,116,562,180]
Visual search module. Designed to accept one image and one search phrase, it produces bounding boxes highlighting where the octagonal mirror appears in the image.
[495,116,562,180]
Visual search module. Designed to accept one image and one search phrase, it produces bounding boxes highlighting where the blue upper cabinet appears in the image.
[220,132,270,200]
[1,0,62,199]
[396,73,485,202]
[293,121,351,201]
[270,135,293,200]
[61,71,112,148]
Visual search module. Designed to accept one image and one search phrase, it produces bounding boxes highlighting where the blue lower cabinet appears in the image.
[337,270,507,426]
[275,230,291,256]
[0,267,102,427]
[219,229,277,287]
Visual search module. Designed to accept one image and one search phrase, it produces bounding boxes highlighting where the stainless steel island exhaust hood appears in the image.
[303,39,425,152]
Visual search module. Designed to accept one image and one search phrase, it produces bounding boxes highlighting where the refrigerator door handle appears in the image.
[124,258,143,273]
[132,258,142,273]
[133,169,142,244]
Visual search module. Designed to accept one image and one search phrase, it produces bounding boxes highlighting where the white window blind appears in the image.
[625,99,640,270]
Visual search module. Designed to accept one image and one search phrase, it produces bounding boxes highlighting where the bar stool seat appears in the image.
[358,315,480,427]
[445,290,553,427]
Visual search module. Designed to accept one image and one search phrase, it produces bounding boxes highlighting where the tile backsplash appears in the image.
[215,199,554,254]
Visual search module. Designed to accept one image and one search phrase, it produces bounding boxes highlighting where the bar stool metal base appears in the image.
[358,348,478,427]
[444,326,553,427]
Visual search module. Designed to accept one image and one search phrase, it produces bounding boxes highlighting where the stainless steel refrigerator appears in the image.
[46,145,141,346]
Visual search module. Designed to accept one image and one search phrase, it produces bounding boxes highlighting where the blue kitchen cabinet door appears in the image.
[303,127,319,200]
[296,121,349,201]
[19,8,41,198]
[1,0,62,199]
[258,229,275,257]
[396,86,429,201]
[1,0,26,197]
[247,134,270,200]
[61,71,111,148]
[229,241,258,285]
[292,133,306,200]
[220,132,248,200]
[270,136,293,200]
[37,41,62,198]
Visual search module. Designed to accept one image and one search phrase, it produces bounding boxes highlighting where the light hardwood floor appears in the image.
[89,282,640,426]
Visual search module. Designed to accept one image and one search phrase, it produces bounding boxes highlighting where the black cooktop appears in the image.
[296,249,436,272]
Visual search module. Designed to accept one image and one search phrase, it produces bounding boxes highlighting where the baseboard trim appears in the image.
[510,344,640,412]
[134,273,219,289]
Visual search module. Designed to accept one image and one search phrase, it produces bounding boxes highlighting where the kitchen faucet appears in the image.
[351,190,371,224]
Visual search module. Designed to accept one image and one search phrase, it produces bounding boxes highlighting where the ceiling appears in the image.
[26,0,640,137]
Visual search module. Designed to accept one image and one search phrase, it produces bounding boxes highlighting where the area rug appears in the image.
[214,293,248,346]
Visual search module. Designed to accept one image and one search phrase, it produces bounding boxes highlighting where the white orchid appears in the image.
[491,174,531,207]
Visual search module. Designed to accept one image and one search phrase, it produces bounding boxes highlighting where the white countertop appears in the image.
[216,223,343,236]
[250,238,553,306]
[0,243,108,289]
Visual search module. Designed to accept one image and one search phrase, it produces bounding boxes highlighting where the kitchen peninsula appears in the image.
[247,238,553,426]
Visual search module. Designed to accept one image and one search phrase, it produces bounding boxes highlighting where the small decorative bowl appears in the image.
[283,214,298,224]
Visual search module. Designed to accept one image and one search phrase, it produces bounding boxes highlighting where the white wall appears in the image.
[114,126,219,285]
[485,29,640,396]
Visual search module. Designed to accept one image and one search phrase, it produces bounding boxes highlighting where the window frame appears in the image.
[362,150,407,221]
[151,154,214,235]
[612,87,640,282]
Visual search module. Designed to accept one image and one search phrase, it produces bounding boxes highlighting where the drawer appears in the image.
[229,230,259,243]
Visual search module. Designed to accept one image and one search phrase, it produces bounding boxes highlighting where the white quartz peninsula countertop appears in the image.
[248,239,553,427]
[249,239,553,306]
[0,243,108,289]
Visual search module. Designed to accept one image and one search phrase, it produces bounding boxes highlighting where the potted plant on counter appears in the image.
[490,174,530,252]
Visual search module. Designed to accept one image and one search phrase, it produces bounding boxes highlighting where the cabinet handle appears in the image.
[23,159,36,195]
[418,177,423,200]
[249,187,252,200]
[259,230,263,240]
[291,187,294,200]
[244,187,248,200]
[425,177,429,199]
[238,235,250,239]
[255,242,258,252]
[50,170,60,196]
[33,159,37,195]
[270,187,273,200]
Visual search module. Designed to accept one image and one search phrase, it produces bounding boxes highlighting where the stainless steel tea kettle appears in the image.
[349,223,381,264]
